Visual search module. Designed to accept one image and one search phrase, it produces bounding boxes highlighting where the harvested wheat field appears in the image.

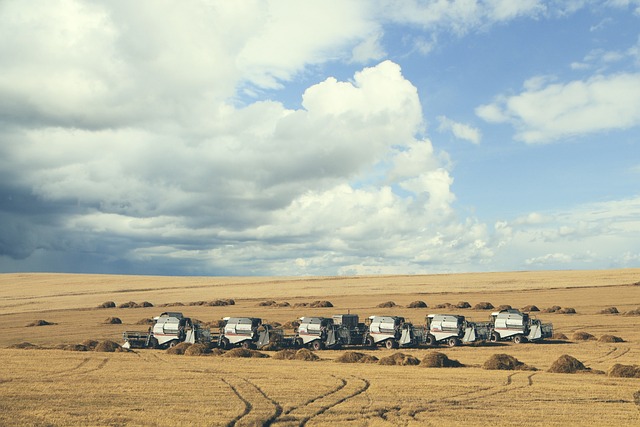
[1,269,640,426]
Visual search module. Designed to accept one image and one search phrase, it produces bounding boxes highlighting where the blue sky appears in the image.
[1,0,639,276]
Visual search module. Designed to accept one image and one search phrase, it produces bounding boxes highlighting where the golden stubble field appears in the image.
[1,269,639,426]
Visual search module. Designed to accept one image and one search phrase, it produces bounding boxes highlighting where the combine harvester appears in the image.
[423,313,489,347]
[487,309,553,343]
[363,315,422,349]
[218,317,284,350]
[121,309,553,350]
[295,317,342,350]
[122,312,211,349]
[295,314,367,350]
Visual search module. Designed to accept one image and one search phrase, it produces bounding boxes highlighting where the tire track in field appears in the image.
[34,357,90,380]
[221,376,281,427]
[406,372,536,421]
[221,378,252,427]
[283,375,347,414]
[30,357,110,382]
[298,377,370,427]
[584,345,631,365]
[271,376,370,427]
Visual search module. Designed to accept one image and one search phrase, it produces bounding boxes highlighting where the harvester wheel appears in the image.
[385,339,397,350]
[513,335,525,344]
[295,338,304,348]
[425,335,436,346]
[311,340,323,351]
[490,332,499,343]
[220,338,230,350]
[364,336,375,347]
[447,337,458,347]
[168,340,179,348]
[241,340,254,350]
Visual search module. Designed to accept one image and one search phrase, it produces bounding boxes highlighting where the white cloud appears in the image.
[494,197,640,270]
[437,116,482,144]
[351,31,386,63]
[476,73,640,143]
[378,0,545,34]
[236,0,380,89]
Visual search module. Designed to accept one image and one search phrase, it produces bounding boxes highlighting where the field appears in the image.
[1,269,639,426]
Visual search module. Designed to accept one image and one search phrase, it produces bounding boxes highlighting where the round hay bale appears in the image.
[258,300,277,306]
[184,343,210,356]
[434,303,454,309]
[104,317,122,324]
[572,331,596,341]
[497,305,512,311]
[456,301,471,309]
[421,352,464,368]
[82,340,99,349]
[552,332,568,340]
[293,349,319,361]
[223,348,268,358]
[210,348,225,356]
[98,301,116,309]
[276,302,290,307]
[141,301,154,307]
[159,302,184,307]
[483,354,533,371]
[272,349,297,360]
[95,340,122,353]
[473,302,494,310]
[623,307,640,316]
[8,342,39,349]
[377,301,397,308]
[208,299,234,306]
[558,307,576,314]
[26,320,55,327]
[599,307,619,314]
[378,352,420,366]
[166,342,192,355]
[118,301,139,309]
[598,334,624,343]
[310,300,333,308]
[63,344,89,352]
[336,351,379,364]
[543,305,562,313]
[608,364,640,378]
[521,305,540,312]
[407,301,427,308]
[548,354,588,373]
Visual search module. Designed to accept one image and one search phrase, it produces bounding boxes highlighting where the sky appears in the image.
[1,0,639,276]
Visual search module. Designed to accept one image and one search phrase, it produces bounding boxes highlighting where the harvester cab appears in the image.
[296,317,340,350]
[218,317,265,350]
[424,314,486,346]
[365,316,418,349]
[122,312,210,349]
[488,309,553,343]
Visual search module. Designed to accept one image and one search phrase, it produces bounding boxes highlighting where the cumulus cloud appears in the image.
[494,197,640,270]
[437,116,482,144]
[476,73,640,143]
[1,0,639,275]
[0,12,486,276]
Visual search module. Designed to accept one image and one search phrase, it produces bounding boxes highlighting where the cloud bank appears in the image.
[1,0,639,275]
